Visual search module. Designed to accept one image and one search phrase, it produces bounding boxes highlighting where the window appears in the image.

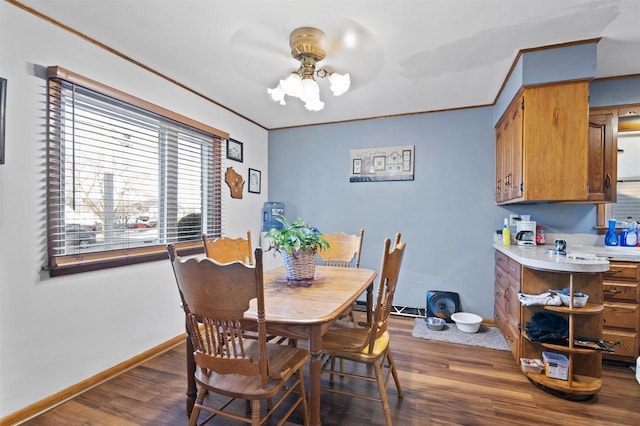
[605,130,640,222]
[46,67,228,276]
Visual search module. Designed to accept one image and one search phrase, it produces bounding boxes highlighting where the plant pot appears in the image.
[281,249,317,280]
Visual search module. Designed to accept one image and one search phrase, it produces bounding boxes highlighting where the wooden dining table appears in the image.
[184,264,377,426]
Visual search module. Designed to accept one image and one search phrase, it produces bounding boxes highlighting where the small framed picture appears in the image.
[248,168,261,194]
[226,138,243,162]
[352,158,362,174]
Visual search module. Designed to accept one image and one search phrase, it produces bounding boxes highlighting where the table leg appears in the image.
[308,324,322,426]
[185,320,196,417]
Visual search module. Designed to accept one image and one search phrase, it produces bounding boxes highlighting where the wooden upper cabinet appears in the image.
[495,82,590,204]
[587,111,617,203]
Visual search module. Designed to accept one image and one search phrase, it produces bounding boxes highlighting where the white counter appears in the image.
[569,244,640,262]
[493,243,610,273]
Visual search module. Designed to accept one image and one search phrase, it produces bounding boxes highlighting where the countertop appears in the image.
[494,243,610,273]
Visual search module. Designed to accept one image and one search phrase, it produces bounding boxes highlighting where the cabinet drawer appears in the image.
[604,263,640,281]
[507,258,521,280]
[603,281,640,303]
[603,302,639,330]
[495,264,509,288]
[495,251,509,271]
[602,329,638,359]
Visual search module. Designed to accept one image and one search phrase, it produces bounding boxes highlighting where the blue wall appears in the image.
[590,76,640,107]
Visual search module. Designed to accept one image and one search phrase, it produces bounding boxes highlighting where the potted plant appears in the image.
[265,215,330,280]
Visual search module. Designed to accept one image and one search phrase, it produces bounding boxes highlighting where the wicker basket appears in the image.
[281,249,317,280]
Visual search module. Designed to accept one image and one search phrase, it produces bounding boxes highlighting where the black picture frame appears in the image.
[0,78,6,165]
[226,138,243,162]
[248,168,261,194]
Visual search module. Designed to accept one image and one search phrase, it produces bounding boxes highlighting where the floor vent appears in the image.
[354,301,425,318]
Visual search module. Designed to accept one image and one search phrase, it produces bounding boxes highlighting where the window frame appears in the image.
[46,66,229,277]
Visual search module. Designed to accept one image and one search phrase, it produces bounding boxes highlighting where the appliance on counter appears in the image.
[516,220,536,246]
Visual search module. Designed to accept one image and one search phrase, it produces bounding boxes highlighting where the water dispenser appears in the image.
[262,202,285,231]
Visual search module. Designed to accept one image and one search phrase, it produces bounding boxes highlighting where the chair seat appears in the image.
[195,341,309,400]
[322,327,390,361]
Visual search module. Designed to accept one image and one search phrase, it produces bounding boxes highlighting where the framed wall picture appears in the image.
[349,145,415,182]
[226,138,243,162]
[248,168,261,194]
[0,78,6,165]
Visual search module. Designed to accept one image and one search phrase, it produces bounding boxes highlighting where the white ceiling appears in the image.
[15,0,640,129]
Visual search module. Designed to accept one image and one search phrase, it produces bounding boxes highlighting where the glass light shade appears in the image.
[300,78,320,103]
[267,84,286,105]
[305,98,325,111]
[328,72,350,96]
[280,73,302,98]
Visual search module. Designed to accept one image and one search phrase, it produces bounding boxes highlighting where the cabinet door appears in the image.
[521,82,589,201]
[508,98,523,200]
[587,112,617,202]
[495,122,505,202]
[494,266,507,326]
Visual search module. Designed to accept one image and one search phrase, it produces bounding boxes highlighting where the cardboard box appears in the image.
[542,351,568,380]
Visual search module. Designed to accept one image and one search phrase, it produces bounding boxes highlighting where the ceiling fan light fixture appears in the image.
[267,26,350,111]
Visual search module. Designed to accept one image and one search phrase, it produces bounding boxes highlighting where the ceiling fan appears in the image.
[267,26,351,111]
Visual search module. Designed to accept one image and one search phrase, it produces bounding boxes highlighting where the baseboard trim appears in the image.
[2,334,185,426]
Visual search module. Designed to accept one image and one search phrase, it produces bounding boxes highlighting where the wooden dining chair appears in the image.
[168,245,310,426]
[320,233,406,426]
[202,230,253,265]
[318,229,364,268]
[318,229,365,324]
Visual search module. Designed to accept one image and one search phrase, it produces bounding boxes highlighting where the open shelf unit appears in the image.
[520,267,604,398]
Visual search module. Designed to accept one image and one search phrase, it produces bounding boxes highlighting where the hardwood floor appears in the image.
[23,315,640,426]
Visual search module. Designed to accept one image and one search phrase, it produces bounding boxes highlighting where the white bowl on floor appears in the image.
[451,312,482,333]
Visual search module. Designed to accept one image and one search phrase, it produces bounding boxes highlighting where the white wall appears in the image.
[0,3,268,417]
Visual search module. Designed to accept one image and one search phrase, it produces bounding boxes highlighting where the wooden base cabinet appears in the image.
[495,250,521,361]
[602,261,640,362]
[495,250,604,398]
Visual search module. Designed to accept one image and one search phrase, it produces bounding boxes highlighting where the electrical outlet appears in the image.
[509,214,520,226]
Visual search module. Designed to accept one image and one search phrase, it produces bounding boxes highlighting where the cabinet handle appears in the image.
[604,289,621,294]
[603,340,621,347]
[608,269,623,274]
[605,173,611,188]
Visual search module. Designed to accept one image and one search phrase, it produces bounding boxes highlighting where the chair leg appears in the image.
[374,361,393,426]
[297,368,310,426]
[329,356,336,384]
[251,399,261,426]
[387,351,403,398]
[189,388,206,426]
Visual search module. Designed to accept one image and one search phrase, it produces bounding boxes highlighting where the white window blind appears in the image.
[46,67,227,276]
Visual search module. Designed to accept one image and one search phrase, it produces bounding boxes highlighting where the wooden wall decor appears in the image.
[225,166,244,199]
